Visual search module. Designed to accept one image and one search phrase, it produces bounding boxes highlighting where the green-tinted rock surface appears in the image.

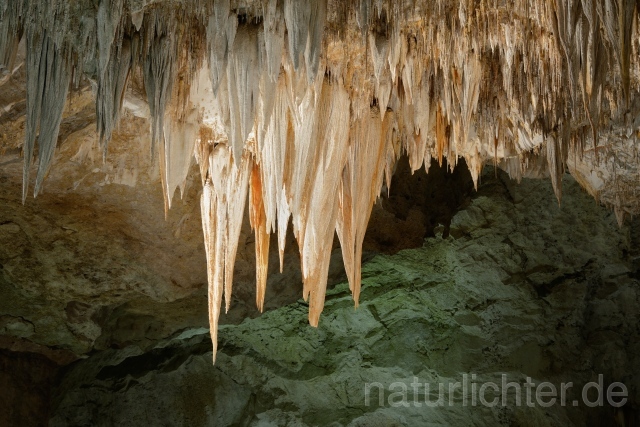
[50,170,640,426]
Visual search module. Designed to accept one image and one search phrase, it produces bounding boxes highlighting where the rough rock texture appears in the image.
[49,168,639,426]
[1,2,640,424]
[0,124,475,425]
[0,104,208,357]
[0,122,474,359]
[4,1,640,350]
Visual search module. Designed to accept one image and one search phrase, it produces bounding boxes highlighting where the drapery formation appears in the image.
[2,0,639,361]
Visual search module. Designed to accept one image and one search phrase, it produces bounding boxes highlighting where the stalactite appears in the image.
[299,79,350,326]
[6,0,640,362]
[337,106,388,307]
[96,36,132,157]
[0,1,24,73]
[283,0,311,72]
[201,144,251,362]
[96,0,123,82]
[250,162,270,312]
[23,30,71,200]
[226,24,260,163]
[258,74,291,271]
[263,0,285,84]
[547,132,567,204]
[207,0,237,96]
[143,27,177,160]
[284,61,325,244]
[160,109,199,211]
[305,0,327,83]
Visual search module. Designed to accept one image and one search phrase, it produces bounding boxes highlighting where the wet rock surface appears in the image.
[48,168,640,426]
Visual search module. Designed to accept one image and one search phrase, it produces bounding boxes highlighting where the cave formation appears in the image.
[1,1,640,425]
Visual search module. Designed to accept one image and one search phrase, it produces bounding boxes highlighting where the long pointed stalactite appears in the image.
[2,0,640,361]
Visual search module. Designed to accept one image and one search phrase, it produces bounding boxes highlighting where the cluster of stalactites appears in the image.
[1,0,639,362]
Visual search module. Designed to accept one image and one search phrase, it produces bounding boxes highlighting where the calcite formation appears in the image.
[1,0,640,361]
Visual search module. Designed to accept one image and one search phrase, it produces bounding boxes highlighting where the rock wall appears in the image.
[49,168,640,426]
[0,349,58,427]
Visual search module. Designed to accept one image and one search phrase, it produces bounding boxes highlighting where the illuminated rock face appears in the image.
[45,170,640,426]
[2,0,640,361]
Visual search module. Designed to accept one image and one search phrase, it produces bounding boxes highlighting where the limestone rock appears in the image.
[49,169,639,426]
